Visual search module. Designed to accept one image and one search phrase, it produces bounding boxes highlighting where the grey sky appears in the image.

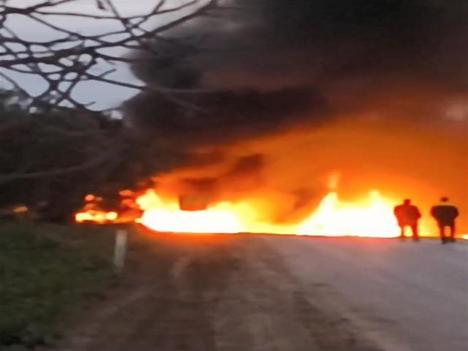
[0,0,201,110]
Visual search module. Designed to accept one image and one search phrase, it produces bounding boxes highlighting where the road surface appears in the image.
[268,236,468,351]
[58,233,468,351]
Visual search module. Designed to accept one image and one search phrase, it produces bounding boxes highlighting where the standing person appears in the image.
[394,199,421,241]
[431,197,459,244]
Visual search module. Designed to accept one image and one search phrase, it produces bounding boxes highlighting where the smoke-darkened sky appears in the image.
[129,0,467,145]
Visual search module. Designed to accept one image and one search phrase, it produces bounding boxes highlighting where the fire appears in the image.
[298,191,400,237]
[75,188,412,237]
[137,189,401,236]
[136,191,243,233]
[75,210,118,224]
[75,194,119,224]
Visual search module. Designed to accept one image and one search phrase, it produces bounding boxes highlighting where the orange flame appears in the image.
[75,210,118,224]
[297,191,401,237]
[125,189,408,237]
[76,189,468,238]
[75,193,119,224]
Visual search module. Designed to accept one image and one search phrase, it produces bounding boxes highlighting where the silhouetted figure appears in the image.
[394,199,421,241]
[431,197,459,244]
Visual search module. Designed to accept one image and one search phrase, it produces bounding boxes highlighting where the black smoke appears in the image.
[126,0,468,172]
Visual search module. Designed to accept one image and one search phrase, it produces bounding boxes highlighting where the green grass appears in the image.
[0,221,116,348]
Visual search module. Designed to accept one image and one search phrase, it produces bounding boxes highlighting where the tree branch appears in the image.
[0,0,222,112]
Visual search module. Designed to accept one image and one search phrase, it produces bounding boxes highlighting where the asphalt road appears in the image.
[58,233,468,351]
[265,236,468,351]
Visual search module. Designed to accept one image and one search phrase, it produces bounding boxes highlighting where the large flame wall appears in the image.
[140,116,467,236]
[76,115,467,237]
[136,189,404,236]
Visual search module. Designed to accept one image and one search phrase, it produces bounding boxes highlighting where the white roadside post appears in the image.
[114,229,128,273]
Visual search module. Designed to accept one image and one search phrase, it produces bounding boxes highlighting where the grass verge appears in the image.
[0,221,115,349]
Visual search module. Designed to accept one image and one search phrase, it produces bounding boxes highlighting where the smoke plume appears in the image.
[126,0,468,231]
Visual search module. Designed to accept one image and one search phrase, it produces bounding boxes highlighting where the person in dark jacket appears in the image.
[431,197,459,244]
[394,199,421,241]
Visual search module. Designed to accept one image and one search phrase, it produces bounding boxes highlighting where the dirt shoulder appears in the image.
[56,230,381,351]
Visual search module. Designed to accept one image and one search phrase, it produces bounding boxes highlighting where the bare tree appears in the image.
[0,0,220,112]
[0,0,229,211]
